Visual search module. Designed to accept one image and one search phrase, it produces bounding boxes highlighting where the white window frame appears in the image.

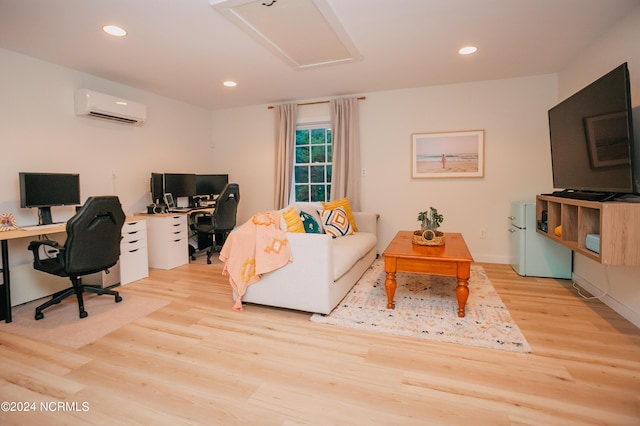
[292,121,332,203]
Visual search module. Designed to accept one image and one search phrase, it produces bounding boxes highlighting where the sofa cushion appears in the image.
[300,211,322,233]
[322,197,358,232]
[281,206,305,233]
[332,232,377,280]
[293,202,324,233]
[321,207,353,237]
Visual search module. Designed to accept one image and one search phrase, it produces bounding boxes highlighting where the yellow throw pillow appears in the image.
[282,206,305,233]
[322,197,358,232]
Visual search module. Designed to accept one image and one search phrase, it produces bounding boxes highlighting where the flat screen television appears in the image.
[196,174,229,196]
[548,62,639,201]
[19,172,81,225]
[163,173,196,198]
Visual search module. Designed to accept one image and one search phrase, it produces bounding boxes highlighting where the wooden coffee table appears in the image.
[382,231,474,317]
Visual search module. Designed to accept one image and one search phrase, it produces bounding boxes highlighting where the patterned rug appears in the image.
[311,259,531,353]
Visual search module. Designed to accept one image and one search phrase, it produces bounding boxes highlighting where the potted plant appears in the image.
[417,206,444,231]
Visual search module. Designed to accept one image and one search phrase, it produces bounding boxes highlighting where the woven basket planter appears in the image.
[412,229,445,246]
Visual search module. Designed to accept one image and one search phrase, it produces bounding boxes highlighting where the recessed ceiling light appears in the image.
[223,81,237,87]
[458,46,478,55]
[102,25,127,37]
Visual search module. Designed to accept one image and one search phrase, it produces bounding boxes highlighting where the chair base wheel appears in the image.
[115,295,122,303]
[79,310,88,319]
[35,312,44,320]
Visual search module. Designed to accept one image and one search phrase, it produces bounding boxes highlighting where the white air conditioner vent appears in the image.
[74,89,147,126]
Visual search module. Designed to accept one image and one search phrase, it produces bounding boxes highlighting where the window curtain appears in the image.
[330,97,361,210]
[274,103,298,210]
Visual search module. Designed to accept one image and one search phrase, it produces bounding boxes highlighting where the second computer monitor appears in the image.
[196,174,228,196]
[164,173,196,198]
[150,172,164,203]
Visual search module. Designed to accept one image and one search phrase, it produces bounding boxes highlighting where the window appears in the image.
[293,123,332,202]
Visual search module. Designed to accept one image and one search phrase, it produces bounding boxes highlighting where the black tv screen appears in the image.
[163,173,196,197]
[196,174,229,196]
[19,172,81,208]
[548,63,638,197]
[19,172,81,225]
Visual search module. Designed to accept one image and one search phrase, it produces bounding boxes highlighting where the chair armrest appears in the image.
[28,240,60,252]
[189,211,212,231]
[28,240,61,266]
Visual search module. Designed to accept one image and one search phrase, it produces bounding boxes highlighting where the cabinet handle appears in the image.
[508,216,515,220]
[509,228,516,232]
[129,248,139,253]
[128,240,139,244]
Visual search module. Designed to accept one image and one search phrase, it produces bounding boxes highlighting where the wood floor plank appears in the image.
[1,258,638,425]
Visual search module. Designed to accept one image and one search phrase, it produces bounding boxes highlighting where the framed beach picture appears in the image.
[411,130,484,178]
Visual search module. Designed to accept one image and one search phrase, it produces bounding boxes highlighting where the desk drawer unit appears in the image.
[146,214,189,270]
[120,219,149,284]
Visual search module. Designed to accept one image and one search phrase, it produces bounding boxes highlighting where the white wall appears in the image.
[0,48,214,266]
[557,5,640,327]
[211,74,558,263]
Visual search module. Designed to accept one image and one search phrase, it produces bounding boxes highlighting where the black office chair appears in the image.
[190,183,240,264]
[28,196,126,320]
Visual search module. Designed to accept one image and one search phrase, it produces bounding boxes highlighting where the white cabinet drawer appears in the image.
[119,218,149,285]
[120,247,149,285]
[146,214,189,270]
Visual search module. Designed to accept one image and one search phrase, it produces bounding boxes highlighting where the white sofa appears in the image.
[238,209,378,314]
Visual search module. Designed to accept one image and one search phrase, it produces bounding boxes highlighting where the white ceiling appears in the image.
[1,0,638,110]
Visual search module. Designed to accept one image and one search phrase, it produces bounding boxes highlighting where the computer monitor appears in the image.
[150,172,164,203]
[19,172,81,225]
[196,174,229,196]
[163,173,196,198]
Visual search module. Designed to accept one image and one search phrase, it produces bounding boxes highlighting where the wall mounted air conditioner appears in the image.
[74,89,147,126]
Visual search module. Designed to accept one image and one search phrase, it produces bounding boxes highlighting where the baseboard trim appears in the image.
[473,254,510,264]
[572,272,640,328]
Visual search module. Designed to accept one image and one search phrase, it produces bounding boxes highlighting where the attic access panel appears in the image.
[211,0,361,69]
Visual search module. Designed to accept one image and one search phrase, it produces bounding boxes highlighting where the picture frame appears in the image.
[584,112,630,168]
[0,213,19,232]
[411,130,484,178]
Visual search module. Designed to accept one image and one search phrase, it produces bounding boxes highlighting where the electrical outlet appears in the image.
[480,228,487,239]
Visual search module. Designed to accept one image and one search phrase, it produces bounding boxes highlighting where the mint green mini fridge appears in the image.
[509,202,572,278]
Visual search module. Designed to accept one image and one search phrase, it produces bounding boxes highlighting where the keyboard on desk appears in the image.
[21,223,66,231]
[168,207,192,213]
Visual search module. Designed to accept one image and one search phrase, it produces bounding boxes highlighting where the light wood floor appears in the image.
[1,257,639,425]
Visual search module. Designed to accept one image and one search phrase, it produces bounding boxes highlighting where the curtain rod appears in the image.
[267,96,366,109]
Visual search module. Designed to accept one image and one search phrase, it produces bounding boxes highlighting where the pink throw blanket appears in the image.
[219,211,292,310]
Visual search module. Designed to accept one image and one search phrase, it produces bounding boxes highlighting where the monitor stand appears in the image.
[38,207,53,225]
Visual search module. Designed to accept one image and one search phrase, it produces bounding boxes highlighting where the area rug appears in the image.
[1,293,170,349]
[311,260,531,353]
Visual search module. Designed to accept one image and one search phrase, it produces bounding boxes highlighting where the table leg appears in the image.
[455,279,469,318]
[1,240,11,323]
[384,271,396,309]
[455,262,471,318]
